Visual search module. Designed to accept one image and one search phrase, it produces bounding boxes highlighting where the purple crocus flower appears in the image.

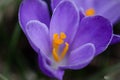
[51,0,120,44]
[19,0,112,80]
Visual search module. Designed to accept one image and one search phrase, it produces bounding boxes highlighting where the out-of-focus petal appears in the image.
[91,0,120,23]
[72,0,92,10]
[19,0,50,32]
[72,16,113,55]
[50,0,79,44]
[111,34,120,44]
[38,50,64,80]
[25,20,50,55]
[51,0,91,10]
[60,43,95,69]
[51,0,61,10]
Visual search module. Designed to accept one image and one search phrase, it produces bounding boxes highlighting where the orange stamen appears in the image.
[60,42,69,59]
[52,48,60,62]
[52,32,69,62]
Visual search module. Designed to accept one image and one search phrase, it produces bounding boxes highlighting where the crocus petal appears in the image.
[51,0,91,10]
[50,0,79,43]
[60,43,95,69]
[91,0,120,23]
[25,20,50,55]
[51,0,93,11]
[72,0,92,10]
[51,0,61,10]
[38,50,64,80]
[111,34,120,44]
[79,10,85,21]
[19,0,50,32]
[72,16,113,55]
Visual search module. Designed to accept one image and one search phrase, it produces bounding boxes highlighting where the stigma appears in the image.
[52,32,69,62]
[85,8,95,16]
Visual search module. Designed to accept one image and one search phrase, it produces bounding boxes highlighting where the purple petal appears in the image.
[72,16,113,55]
[60,43,95,69]
[50,0,79,43]
[111,34,120,44]
[51,0,61,10]
[79,11,85,21]
[38,50,64,80]
[51,0,91,10]
[91,0,120,23]
[25,20,50,55]
[19,0,50,32]
[72,0,92,10]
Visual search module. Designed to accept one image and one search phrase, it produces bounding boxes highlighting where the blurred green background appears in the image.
[0,0,120,80]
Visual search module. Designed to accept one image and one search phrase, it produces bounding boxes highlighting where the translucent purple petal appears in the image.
[72,16,113,55]
[50,0,79,44]
[25,20,50,55]
[60,43,95,69]
[19,0,50,32]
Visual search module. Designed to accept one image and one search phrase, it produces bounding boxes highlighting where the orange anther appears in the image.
[54,39,64,45]
[60,32,66,39]
[53,33,59,40]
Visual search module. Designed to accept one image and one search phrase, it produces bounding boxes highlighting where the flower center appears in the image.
[85,8,95,16]
[52,32,69,62]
